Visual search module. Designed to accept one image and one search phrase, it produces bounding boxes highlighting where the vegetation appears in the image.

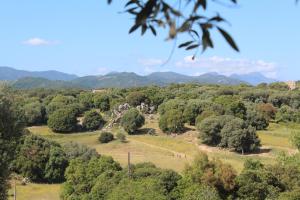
[2,82,300,199]
[0,94,24,199]
[121,108,145,134]
[14,135,68,183]
[47,108,78,133]
[82,110,104,131]
[99,131,114,143]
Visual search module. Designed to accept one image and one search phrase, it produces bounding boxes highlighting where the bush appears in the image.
[63,142,100,161]
[126,91,148,107]
[47,108,78,133]
[197,115,261,153]
[99,132,114,143]
[0,95,24,198]
[82,110,104,131]
[14,135,68,183]
[159,109,185,134]
[61,156,122,199]
[183,100,204,125]
[22,101,45,125]
[121,108,145,134]
[116,131,126,142]
[93,94,110,111]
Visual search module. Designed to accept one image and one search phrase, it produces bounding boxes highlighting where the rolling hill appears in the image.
[11,72,245,89]
[0,66,78,81]
[2,67,282,89]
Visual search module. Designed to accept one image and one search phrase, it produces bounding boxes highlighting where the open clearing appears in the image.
[9,115,299,200]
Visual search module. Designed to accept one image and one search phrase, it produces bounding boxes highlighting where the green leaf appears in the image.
[178,41,194,48]
[217,27,239,52]
[149,25,157,36]
[186,44,199,50]
[129,23,141,34]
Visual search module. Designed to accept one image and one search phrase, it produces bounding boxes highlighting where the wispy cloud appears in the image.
[176,56,278,78]
[23,37,59,46]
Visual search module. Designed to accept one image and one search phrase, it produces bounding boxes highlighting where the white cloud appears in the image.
[176,56,278,78]
[23,37,59,46]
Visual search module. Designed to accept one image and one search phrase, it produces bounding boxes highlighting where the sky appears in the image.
[0,0,299,80]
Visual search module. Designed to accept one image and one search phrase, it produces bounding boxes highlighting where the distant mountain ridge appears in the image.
[0,66,78,81]
[230,72,277,85]
[1,66,279,89]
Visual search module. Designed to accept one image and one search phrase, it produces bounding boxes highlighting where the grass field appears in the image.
[10,116,299,200]
[8,182,60,200]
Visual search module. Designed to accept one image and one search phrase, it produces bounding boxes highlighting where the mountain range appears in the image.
[0,66,277,89]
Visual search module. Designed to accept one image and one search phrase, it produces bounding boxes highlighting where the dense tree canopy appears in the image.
[0,95,24,199]
[82,110,104,131]
[47,108,78,133]
[14,135,68,183]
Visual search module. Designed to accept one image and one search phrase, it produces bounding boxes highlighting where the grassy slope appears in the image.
[10,116,299,200]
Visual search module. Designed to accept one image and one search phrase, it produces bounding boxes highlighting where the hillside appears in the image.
[230,72,277,85]
[0,66,78,81]
[11,72,245,89]
[12,77,82,89]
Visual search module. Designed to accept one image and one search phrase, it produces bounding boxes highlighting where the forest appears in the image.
[1,81,300,200]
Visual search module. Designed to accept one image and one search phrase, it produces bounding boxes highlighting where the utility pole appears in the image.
[128,152,131,178]
[14,179,16,200]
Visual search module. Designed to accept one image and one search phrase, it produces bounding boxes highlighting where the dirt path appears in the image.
[129,137,190,159]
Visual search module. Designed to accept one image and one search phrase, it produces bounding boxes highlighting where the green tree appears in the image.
[181,153,236,199]
[182,184,221,200]
[183,100,204,125]
[99,131,114,143]
[78,92,94,110]
[126,91,148,107]
[0,95,24,199]
[94,94,110,111]
[14,135,67,183]
[22,101,45,125]
[47,108,78,133]
[220,118,260,153]
[159,108,185,133]
[82,110,104,131]
[121,108,145,134]
[61,156,122,199]
[236,166,283,200]
[107,178,167,200]
[107,0,240,56]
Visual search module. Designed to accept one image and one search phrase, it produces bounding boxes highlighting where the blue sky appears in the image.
[0,0,299,80]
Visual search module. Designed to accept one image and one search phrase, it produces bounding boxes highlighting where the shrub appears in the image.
[47,108,78,133]
[99,132,114,143]
[159,109,185,134]
[197,115,261,153]
[61,156,122,199]
[0,95,24,198]
[82,110,104,131]
[14,135,68,183]
[93,94,110,111]
[121,108,145,134]
[63,142,100,161]
[116,131,126,142]
[22,101,45,125]
[126,91,148,107]
[183,100,204,125]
